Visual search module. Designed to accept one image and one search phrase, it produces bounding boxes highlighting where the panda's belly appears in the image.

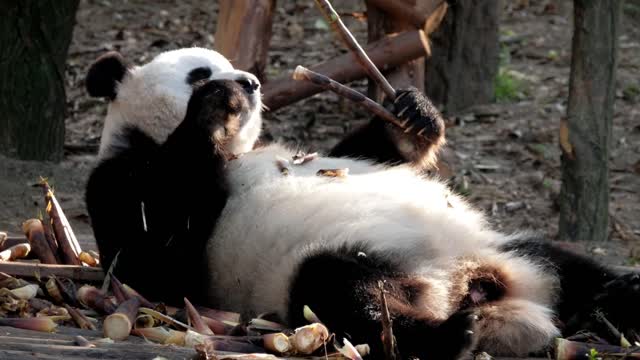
[204,144,503,317]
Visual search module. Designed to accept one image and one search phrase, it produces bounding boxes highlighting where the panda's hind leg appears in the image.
[501,235,640,342]
[287,246,476,359]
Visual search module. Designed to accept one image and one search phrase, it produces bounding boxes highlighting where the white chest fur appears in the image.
[204,144,504,317]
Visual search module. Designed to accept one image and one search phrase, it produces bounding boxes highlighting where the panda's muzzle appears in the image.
[235,77,260,95]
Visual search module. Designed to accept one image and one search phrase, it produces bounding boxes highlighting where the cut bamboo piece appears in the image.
[45,277,64,304]
[103,297,140,340]
[76,285,117,314]
[202,315,236,334]
[9,284,39,300]
[184,297,215,335]
[39,180,82,265]
[0,243,31,261]
[289,323,329,355]
[22,219,58,264]
[263,332,291,354]
[78,252,98,267]
[134,314,156,329]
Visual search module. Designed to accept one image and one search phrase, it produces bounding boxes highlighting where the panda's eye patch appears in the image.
[186,67,212,85]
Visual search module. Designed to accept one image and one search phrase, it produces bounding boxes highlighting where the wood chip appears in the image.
[316,168,349,178]
[292,151,318,165]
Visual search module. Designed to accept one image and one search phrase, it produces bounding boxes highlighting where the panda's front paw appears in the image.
[391,87,445,144]
[184,80,249,144]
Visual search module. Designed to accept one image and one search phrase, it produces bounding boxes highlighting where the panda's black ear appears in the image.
[86,51,129,100]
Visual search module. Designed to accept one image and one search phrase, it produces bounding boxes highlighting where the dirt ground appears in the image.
[0,0,638,263]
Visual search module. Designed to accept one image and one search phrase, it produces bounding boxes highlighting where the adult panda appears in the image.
[85,47,639,359]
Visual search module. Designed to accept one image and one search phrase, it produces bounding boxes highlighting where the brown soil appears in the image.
[1,0,638,263]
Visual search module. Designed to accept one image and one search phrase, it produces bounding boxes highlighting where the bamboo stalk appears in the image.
[39,180,82,266]
[40,219,61,264]
[184,297,215,335]
[379,281,398,360]
[0,262,104,282]
[293,66,405,129]
[313,0,395,98]
[76,285,117,314]
[63,304,96,330]
[22,219,58,264]
[195,306,241,324]
[109,276,129,304]
[0,317,57,332]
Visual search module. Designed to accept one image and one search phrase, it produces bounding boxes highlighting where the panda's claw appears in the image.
[390,87,444,143]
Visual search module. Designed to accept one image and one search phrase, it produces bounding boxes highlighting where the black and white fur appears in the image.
[85,48,640,359]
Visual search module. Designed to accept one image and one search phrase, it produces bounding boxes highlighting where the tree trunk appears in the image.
[365,0,439,101]
[214,0,276,82]
[424,0,499,113]
[0,1,79,162]
[558,0,622,241]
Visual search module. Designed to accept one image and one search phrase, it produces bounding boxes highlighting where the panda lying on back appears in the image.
[85,47,640,359]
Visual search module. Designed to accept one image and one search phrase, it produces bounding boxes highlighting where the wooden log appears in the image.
[40,181,82,265]
[366,0,448,29]
[262,30,429,112]
[22,219,58,264]
[0,262,104,282]
[214,0,276,82]
[365,0,446,101]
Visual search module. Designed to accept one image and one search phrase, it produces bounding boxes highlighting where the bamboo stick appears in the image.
[293,66,406,129]
[263,30,429,111]
[313,0,396,98]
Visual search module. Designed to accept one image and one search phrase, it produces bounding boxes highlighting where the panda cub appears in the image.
[85,47,640,359]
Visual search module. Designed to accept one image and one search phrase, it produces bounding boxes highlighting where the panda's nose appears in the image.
[235,78,260,94]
